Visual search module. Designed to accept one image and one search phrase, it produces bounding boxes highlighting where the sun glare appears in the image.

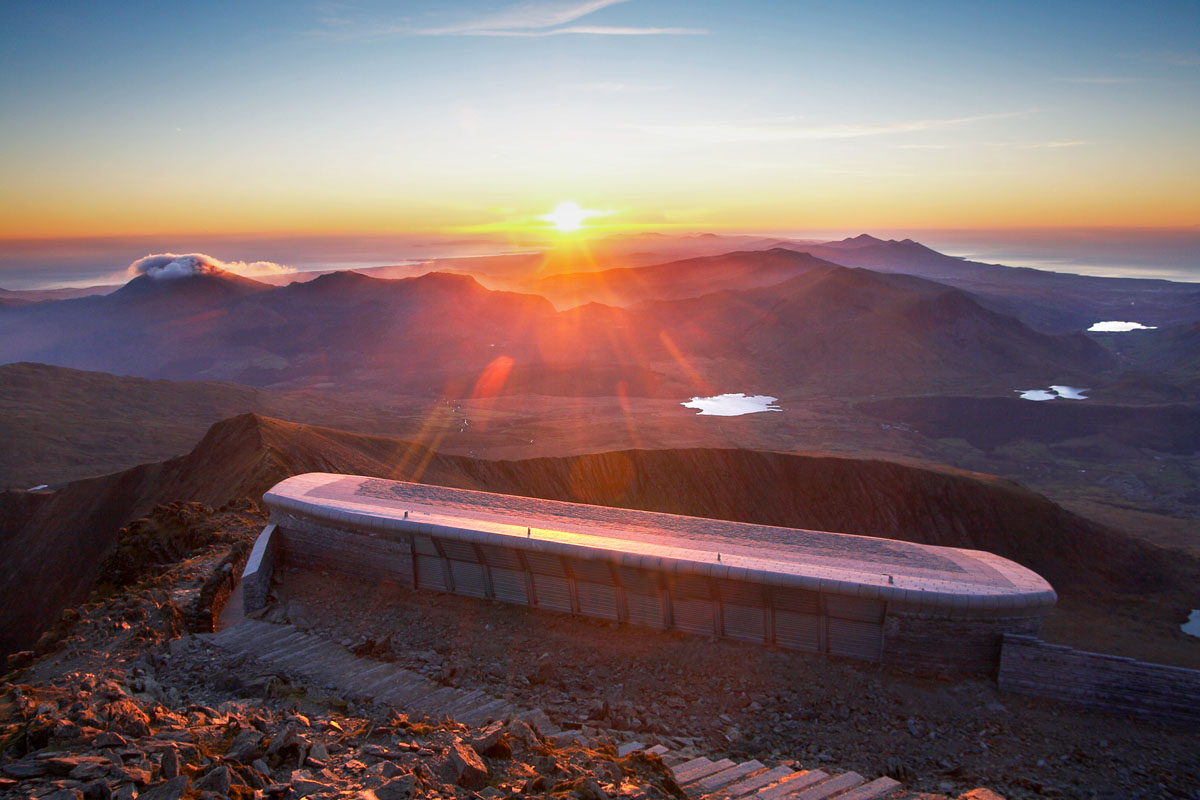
[543,201,590,232]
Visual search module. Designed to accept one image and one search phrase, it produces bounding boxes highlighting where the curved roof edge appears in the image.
[263,474,1057,615]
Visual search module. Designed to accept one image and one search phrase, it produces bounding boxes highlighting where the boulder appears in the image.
[469,721,506,756]
[441,739,489,790]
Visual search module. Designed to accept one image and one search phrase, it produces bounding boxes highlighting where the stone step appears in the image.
[787,773,863,800]
[252,624,303,648]
[827,777,901,800]
[360,671,408,698]
[212,623,255,647]
[339,659,391,684]
[344,663,396,692]
[709,765,795,800]
[689,760,765,795]
[664,752,691,767]
[672,758,712,782]
[458,698,511,726]
[384,678,436,706]
[750,770,829,800]
[645,745,670,757]
[617,741,645,758]
[418,686,465,715]
[255,628,306,651]
[676,758,736,785]
[271,638,329,666]
[440,689,488,717]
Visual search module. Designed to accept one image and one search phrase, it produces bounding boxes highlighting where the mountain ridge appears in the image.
[3,412,1195,661]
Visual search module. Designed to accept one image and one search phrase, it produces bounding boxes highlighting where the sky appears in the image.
[1,0,1198,243]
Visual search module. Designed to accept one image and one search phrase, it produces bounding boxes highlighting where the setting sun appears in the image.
[542,202,591,232]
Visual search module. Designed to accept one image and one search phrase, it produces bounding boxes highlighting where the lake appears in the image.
[1016,386,1088,401]
[1088,321,1158,332]
[682,393,781,416]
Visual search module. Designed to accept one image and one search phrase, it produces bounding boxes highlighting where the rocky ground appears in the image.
[1,506,692,800]
[2,504,1196,800]
[270,569,1200,800]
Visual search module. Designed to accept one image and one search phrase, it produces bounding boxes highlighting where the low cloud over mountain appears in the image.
[127,252,294,281]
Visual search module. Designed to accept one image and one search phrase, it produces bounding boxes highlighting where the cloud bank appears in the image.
[127,253,294,281]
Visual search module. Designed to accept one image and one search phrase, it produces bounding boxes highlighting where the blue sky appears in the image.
[1,0,1197,239]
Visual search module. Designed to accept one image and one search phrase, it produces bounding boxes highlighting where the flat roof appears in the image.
[264,473,1056,614]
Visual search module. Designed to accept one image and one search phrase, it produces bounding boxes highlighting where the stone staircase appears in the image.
[207,619,904,800]
[205,619,556,731]
[629,743,901,800]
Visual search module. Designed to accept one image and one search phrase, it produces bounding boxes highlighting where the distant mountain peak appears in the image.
[114,266,271,299]
[831,234,887,249]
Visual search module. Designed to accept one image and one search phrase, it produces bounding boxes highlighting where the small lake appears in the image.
[1184,610,1200,639]
[682,393,781,416]
[1016,385,1089,401]
[1088,320,1158,332]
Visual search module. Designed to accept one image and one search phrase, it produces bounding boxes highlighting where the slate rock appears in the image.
[42,789,83,800]
[469,721,506,756]
[160,748,180,780]
[195,765,232,795]
[93,732,129,749]
[2,758,47,778]
[83,780,114,800]
[225,729,266,762]
[138,776,190,800]
[376,773,418,800]
[442,740,489,790]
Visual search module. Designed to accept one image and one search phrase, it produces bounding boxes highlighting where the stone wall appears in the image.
[241,523,278,613]
[273,512,415,589]
[883,614,1044,678]
[998,634,1200,725]
[243,516,1052,676]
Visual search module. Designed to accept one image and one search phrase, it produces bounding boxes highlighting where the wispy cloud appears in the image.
[449,24,705,37]
[568,81,669,92]
[1122,50,1200,67]
[312,0,705,39]
[897,140,1086,150]
[636,111,1032,144]
[1056,76,1139,84]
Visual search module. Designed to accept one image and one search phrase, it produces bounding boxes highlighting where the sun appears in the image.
[542,201,590,232]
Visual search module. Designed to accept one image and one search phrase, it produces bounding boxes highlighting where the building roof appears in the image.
[264,473,1056,614]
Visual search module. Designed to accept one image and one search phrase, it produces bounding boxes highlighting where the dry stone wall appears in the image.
[998,634,1200,725]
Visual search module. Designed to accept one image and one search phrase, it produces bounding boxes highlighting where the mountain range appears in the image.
[0,246,1142,398]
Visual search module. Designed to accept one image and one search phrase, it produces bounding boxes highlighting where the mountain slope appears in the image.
[790,236,1200,333]
[3,413,1195,659]
[615,265,1115,393]
[529,248,838,309]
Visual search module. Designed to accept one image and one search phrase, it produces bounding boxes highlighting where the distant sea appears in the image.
[0,228,1197,291]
